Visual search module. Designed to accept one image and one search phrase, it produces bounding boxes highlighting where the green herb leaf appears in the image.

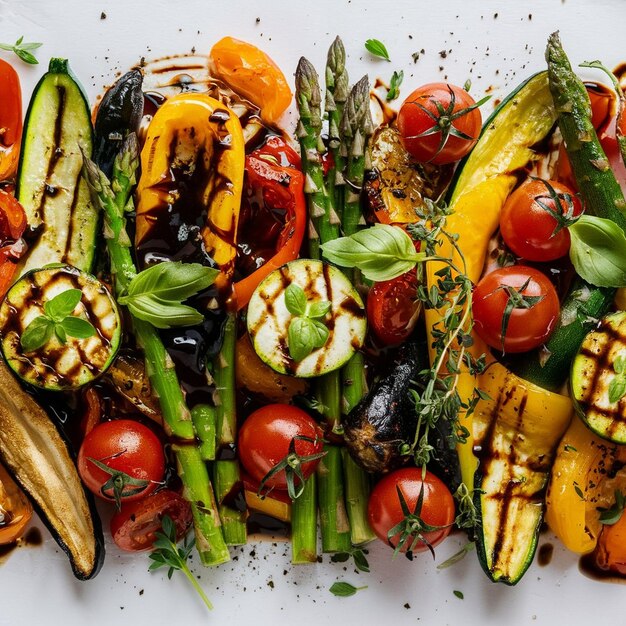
[569,215,626,287]
[615,354,626,375]
[598,490,626,525]
[329,582,367,597]
[44,288,82,322]
[386,70,404,101]
[321,224,423,282]
[365,39,390,61]
[307,300,332,319]
[288,316,330,362]
[60,316,96,340]
[0,36,42,64]
[284,283,307,316]
[574,481,585,500]
[125,262,219,302]
[54,323,67,344]
[564,444,578,452]
[437,541,475,569]
[20,316,53,352]
[453,590,464,600]
[123,295,204,329]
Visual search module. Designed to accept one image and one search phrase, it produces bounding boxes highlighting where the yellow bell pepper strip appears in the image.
[545,416,626,554]
[473,362,572,583]
[424,72,558,491]
[136,93,245,288]
[210,37,292,126]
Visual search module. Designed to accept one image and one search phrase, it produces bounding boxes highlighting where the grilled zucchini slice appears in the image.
[571,311,626,444]
[247,259,366,378]
[0,265,121,390]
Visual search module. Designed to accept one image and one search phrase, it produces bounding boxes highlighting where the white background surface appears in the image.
[1,0,626,624]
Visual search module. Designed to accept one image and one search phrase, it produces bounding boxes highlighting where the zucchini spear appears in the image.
[83,137,230,566]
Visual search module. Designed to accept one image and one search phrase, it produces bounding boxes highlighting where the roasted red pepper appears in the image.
[0,59,22,183]
[0,190,27,298]
[233,139,306,310]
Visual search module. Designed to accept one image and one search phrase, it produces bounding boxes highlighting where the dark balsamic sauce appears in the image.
[247,512,290,540]
[537,543,554,566]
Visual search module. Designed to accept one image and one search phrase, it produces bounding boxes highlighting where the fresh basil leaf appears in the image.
[20,316,53,352]
[284,283,307,316]
[44,288,82,322]
[288,317,315,362]
[125,295,204,329]
[60,316,96,340]
[54,323,67,344]
[364,39,390,61]
[569,215,626,287]
[609,376,626,404]
[307,300,332,319]
[329,582,366,597]
[321,224,422,282]
[309,319,330,348]
[125,262,219,302]
[615,354,626,375]
[386,70,404,101]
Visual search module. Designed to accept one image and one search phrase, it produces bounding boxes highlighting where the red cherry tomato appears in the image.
[238,404,323,492]
[368,467,455,553]
[110,489,192,552]
[499,179,583,262]
[77,420,165,505]
[397,83,482,165]
[472,266,560,353]
[367,270,419,346]
[0,59,22,181]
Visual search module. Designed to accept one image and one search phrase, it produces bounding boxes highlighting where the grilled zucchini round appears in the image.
[0,265,121,390]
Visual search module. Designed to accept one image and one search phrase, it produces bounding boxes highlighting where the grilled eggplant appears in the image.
[0,360,104,579]
[343,342,422,473]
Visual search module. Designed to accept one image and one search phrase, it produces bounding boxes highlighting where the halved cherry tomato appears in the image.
[77,420,165,505]
[472,266,560,353]
[110,489,192,552]
[0,462,32,545]
[397,83,482,165]
[237,404,323,493]
[499,179,583,262]
[367,269,420,346]
[368,467,454,553]
[210,37,292,125]
[0,190,27,298]
[0,59,22,182]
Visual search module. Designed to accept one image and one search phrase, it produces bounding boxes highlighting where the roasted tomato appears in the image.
[367,269,420,346]
[0,59,22,182]
[237,404,323,497]
[0,462,32,544]
[110,489,192,552]
[397,83,483,165]
[472,266,560,353]
[368,467,455,554]
[77,420,165,506]
[0,190,27,299]
[499,179,583,262]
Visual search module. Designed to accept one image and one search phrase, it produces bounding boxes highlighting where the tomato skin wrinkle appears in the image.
[472,266,560,353]
[397,82,483,165]
[500,179,583,262]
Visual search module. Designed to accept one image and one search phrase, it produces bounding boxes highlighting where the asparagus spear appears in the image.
[338,77,376,546]
[212,312,247,545]
[291,473,318,563]
[82,136,230,566]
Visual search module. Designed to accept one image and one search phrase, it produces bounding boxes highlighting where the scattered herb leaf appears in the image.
[0,36,42,64]
[386,70,404,101]
[364,39,390,61]
[437,541,475,570]
[329,581,367,597]
[453,590,464,600]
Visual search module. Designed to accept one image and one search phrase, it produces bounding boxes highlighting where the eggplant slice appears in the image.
[0,361,104,579]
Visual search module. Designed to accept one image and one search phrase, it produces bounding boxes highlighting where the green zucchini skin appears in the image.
[571,311,626,444]
[16,58,97,276]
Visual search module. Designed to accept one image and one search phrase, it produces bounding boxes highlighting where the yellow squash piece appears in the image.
[136,93,245,285]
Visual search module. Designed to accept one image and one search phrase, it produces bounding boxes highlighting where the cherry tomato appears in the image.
[110,489,192,552]
[397,83,482,165]
[368,467,454,553]
[499,179,583,262]
[237,404,323,493]
[0,462,32,544]
[367,270,420,346]
[0,59,22,181]
[472,266,560,353]
[0,190,27,299]
[77,420,165,505]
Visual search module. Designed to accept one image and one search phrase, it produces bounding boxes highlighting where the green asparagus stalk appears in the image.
[82,135,230,566]
[291,473,318,564]
[338,77,376,546]
[295,57,340,258]
[212,312,247,545]
[191,404,217,461]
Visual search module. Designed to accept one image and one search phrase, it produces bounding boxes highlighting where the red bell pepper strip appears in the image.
[0,190,27,298]
[0,59,22,182]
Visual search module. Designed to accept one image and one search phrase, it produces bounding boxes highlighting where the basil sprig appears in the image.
[321,224,423,282]
[568,215,626,288]
[118,262,219,329]
[21,288,96,353]
[284,283,331,362]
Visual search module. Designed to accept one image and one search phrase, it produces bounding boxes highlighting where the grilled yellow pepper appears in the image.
[136,93,245,284]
